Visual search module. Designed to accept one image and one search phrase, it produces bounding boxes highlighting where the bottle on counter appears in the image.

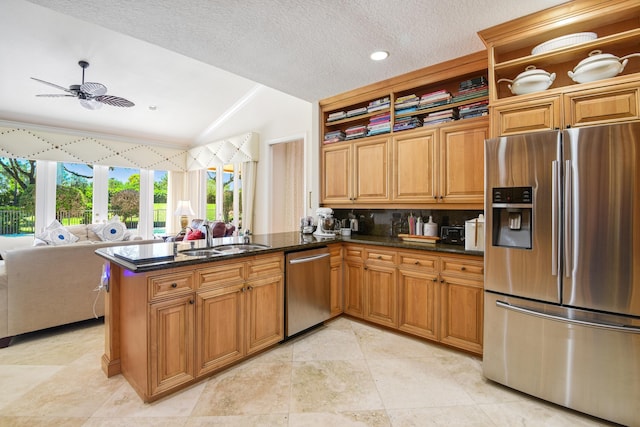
[416,216,423,235]
[424,216,438,237]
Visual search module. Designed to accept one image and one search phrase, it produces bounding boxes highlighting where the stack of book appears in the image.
[367,112,391,136]
[367,97,391,113]
[395,94,420,113]
[345,125,367,140]
[422,108,459,126]
[346,107,368,118]
[393,116,422,131]
[327,111,346,122]
[324,130,346,144]
[459,99,489,119]
[418,90,452,109]
[452,76,488,103]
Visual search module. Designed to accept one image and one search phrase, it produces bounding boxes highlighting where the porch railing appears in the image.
[0,209,167,236]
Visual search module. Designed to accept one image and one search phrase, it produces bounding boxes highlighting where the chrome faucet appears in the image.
[243,229,251,244]
[204,222,213,247]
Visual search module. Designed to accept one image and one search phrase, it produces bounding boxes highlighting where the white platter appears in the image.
[532,32,597,55]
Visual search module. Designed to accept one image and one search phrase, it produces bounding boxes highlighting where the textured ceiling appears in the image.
[1,0,568,146]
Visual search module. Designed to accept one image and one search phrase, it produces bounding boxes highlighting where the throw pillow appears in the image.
[185,229,204,240]
[91,216,128,242]
[35,219,80,246]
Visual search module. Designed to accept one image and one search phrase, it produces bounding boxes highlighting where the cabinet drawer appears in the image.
[365,248,396,265]
[343,245,364,260]
[247,254,283,279]
[398,250,438,271]
[565,86,639,127]
[492,96,560,136]
[149,271,194,300]
[197,262,245,290]
[440,256,484,280]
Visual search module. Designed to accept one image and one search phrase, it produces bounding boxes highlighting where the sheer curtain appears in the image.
[241,161,257,233]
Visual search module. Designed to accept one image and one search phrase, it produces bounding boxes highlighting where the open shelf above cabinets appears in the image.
[320,51,489,146]
[479,0,640,103]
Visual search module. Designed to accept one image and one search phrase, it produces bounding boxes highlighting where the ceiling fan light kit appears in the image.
[31,60,134,110]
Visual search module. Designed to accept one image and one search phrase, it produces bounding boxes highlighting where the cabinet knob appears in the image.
[414,261,420,265]
[432,277,437,282]
[189,299,194,304]
[247,286,254,291]
[377,256,382,260]
[171,283,177,288]
[460,266,466,271]
[439,195,443,200]
[440,279,445,283]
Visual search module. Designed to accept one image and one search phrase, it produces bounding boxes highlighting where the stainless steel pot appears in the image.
[498,65,556,95]
[568,50,640,83]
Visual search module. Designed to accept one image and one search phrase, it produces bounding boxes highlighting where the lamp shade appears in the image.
[174,200,195,216]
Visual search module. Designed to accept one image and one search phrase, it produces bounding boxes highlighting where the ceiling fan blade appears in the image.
[36,94,76,97]
[95,95,135,107]
[81,82,107,96]
[31,77,72,93]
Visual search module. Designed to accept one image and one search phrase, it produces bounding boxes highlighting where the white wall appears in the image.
[194,85,315,235]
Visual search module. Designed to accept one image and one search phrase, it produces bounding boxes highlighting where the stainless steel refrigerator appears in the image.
[484,122,640,427]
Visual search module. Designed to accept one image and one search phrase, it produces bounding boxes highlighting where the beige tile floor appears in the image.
[0,316,620,427]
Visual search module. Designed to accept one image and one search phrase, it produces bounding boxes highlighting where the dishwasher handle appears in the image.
[288,253,330,264]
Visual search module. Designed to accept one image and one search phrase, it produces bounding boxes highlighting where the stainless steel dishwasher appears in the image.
[285,246,331,338]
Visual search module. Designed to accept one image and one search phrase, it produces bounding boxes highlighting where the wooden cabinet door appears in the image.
[398,268,439,341]
[392,129,437,202]
[439,275,483,354]
[149,294,195,396]
[491,95,561,137]
[353,137,390,202]
[343,258,364,318]
[363,262,398,328]
[195,283,244,376]
[439,118,488,204]
[245,274,284,355]
[329,244,343,317]
[322,143,352,203]
[564,83,639,127]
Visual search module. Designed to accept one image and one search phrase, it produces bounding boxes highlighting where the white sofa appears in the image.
[0,224,159,347]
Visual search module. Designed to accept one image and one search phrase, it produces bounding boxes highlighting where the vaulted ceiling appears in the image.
[0,0,567,147]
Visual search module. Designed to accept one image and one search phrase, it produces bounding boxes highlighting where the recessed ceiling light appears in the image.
[148,105,157,111]
[370,50,389,61]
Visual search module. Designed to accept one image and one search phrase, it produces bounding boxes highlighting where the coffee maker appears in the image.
[313,207,336,237]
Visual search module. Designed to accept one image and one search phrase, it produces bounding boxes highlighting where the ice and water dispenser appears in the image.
[491,186,532,249]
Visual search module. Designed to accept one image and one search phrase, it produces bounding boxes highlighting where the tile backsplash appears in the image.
[332,208,483,237]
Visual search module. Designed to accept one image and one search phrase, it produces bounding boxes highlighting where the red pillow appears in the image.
[185,229,204,240]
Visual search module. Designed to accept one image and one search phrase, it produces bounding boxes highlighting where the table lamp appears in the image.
[174,200,195,231]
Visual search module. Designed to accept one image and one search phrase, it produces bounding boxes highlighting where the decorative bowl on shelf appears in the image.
[568,50,640,83]
[497,66,556,95]
[531,32,597,55]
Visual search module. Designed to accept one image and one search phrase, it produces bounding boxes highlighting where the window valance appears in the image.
[186,132,259,170]
[0,125,188,171]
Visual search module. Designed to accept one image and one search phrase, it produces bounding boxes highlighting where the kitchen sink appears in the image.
[212,243,271,254]
[179,243,270,257]
[178,248,224,257]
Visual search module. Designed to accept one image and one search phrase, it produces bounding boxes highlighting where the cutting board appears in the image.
[397,234,440,244]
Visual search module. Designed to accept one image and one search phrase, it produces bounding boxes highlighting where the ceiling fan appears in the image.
[31,60,135,110]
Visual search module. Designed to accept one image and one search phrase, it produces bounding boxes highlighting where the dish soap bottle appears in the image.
[424,216,438,237]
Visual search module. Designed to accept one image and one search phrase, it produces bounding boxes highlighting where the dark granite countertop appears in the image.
[95,231,483,273]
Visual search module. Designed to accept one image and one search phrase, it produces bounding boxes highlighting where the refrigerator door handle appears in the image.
[495,300,640,333]
[563,160,572,278]
[551,160,559,276]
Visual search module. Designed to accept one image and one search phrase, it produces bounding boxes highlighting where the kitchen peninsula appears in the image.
[96,232,483,402]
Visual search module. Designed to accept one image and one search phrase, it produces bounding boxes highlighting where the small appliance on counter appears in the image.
[464,214,485,251]
[440,225,465,245]
[313,207,336,237]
